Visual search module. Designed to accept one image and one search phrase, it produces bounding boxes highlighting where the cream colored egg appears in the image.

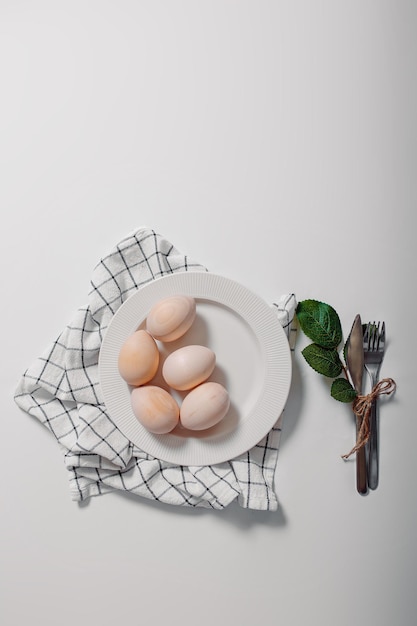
[146,295,196,342]
[131,385,180,434]
[118,330,159,386]
[162,345,216,391]
[180,382,230,431]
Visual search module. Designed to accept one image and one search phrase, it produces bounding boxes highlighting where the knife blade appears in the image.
[346,314,367,495]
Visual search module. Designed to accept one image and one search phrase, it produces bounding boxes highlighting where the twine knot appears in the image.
[341,377,396,460]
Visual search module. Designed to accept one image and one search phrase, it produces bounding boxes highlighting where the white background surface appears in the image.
[1,2,416,625]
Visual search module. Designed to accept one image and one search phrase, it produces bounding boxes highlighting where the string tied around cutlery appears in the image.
[341,378,396,460]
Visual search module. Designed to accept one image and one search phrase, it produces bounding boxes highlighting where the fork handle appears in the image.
[356,416,368,494]
[368,399,379,490]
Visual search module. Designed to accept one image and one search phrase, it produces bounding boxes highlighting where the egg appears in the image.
[131,385,180,434]
[118,330,159,386]
[146,295,196,342]
[180,382,230,431]
[162,345,216,391]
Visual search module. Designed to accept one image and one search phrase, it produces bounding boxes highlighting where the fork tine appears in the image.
[369,323,374,349]
[363,322,370,348]
[368,322,374,350]
[378,321,385,351]
[371,321,378,350]
[374,322,381,350]
[374,322,380,350]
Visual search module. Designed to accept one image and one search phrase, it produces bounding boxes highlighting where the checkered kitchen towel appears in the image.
[14,227,296,511]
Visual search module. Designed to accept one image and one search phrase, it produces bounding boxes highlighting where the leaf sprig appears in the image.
[296,299,357,403]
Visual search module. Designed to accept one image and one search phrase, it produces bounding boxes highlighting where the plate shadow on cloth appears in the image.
[278,355,304,448]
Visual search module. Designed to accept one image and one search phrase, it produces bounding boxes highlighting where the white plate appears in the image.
[99,272,292,465]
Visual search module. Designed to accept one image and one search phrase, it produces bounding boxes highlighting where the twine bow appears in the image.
[341,378,396,460]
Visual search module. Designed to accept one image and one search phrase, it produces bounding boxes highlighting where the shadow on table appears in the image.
[92,488,289,529]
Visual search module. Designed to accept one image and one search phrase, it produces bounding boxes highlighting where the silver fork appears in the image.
[363,321,385,490]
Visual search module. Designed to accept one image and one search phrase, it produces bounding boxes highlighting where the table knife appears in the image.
[346,314,367,495]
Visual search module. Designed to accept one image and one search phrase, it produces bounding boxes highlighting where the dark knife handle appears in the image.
[356,416,367,494]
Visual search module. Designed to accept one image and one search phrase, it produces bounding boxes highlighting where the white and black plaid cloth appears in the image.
[14,227,296,510]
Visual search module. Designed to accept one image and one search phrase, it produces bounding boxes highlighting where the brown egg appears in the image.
[118,330,159,386]
[180,382,230,431]
[162,345,216,391]
[131,385,180,434]
[146,295,196,342]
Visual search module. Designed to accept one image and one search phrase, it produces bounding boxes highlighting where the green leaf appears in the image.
[330,378,358,403]
[301,343,343,378]
[296,300,343,348]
